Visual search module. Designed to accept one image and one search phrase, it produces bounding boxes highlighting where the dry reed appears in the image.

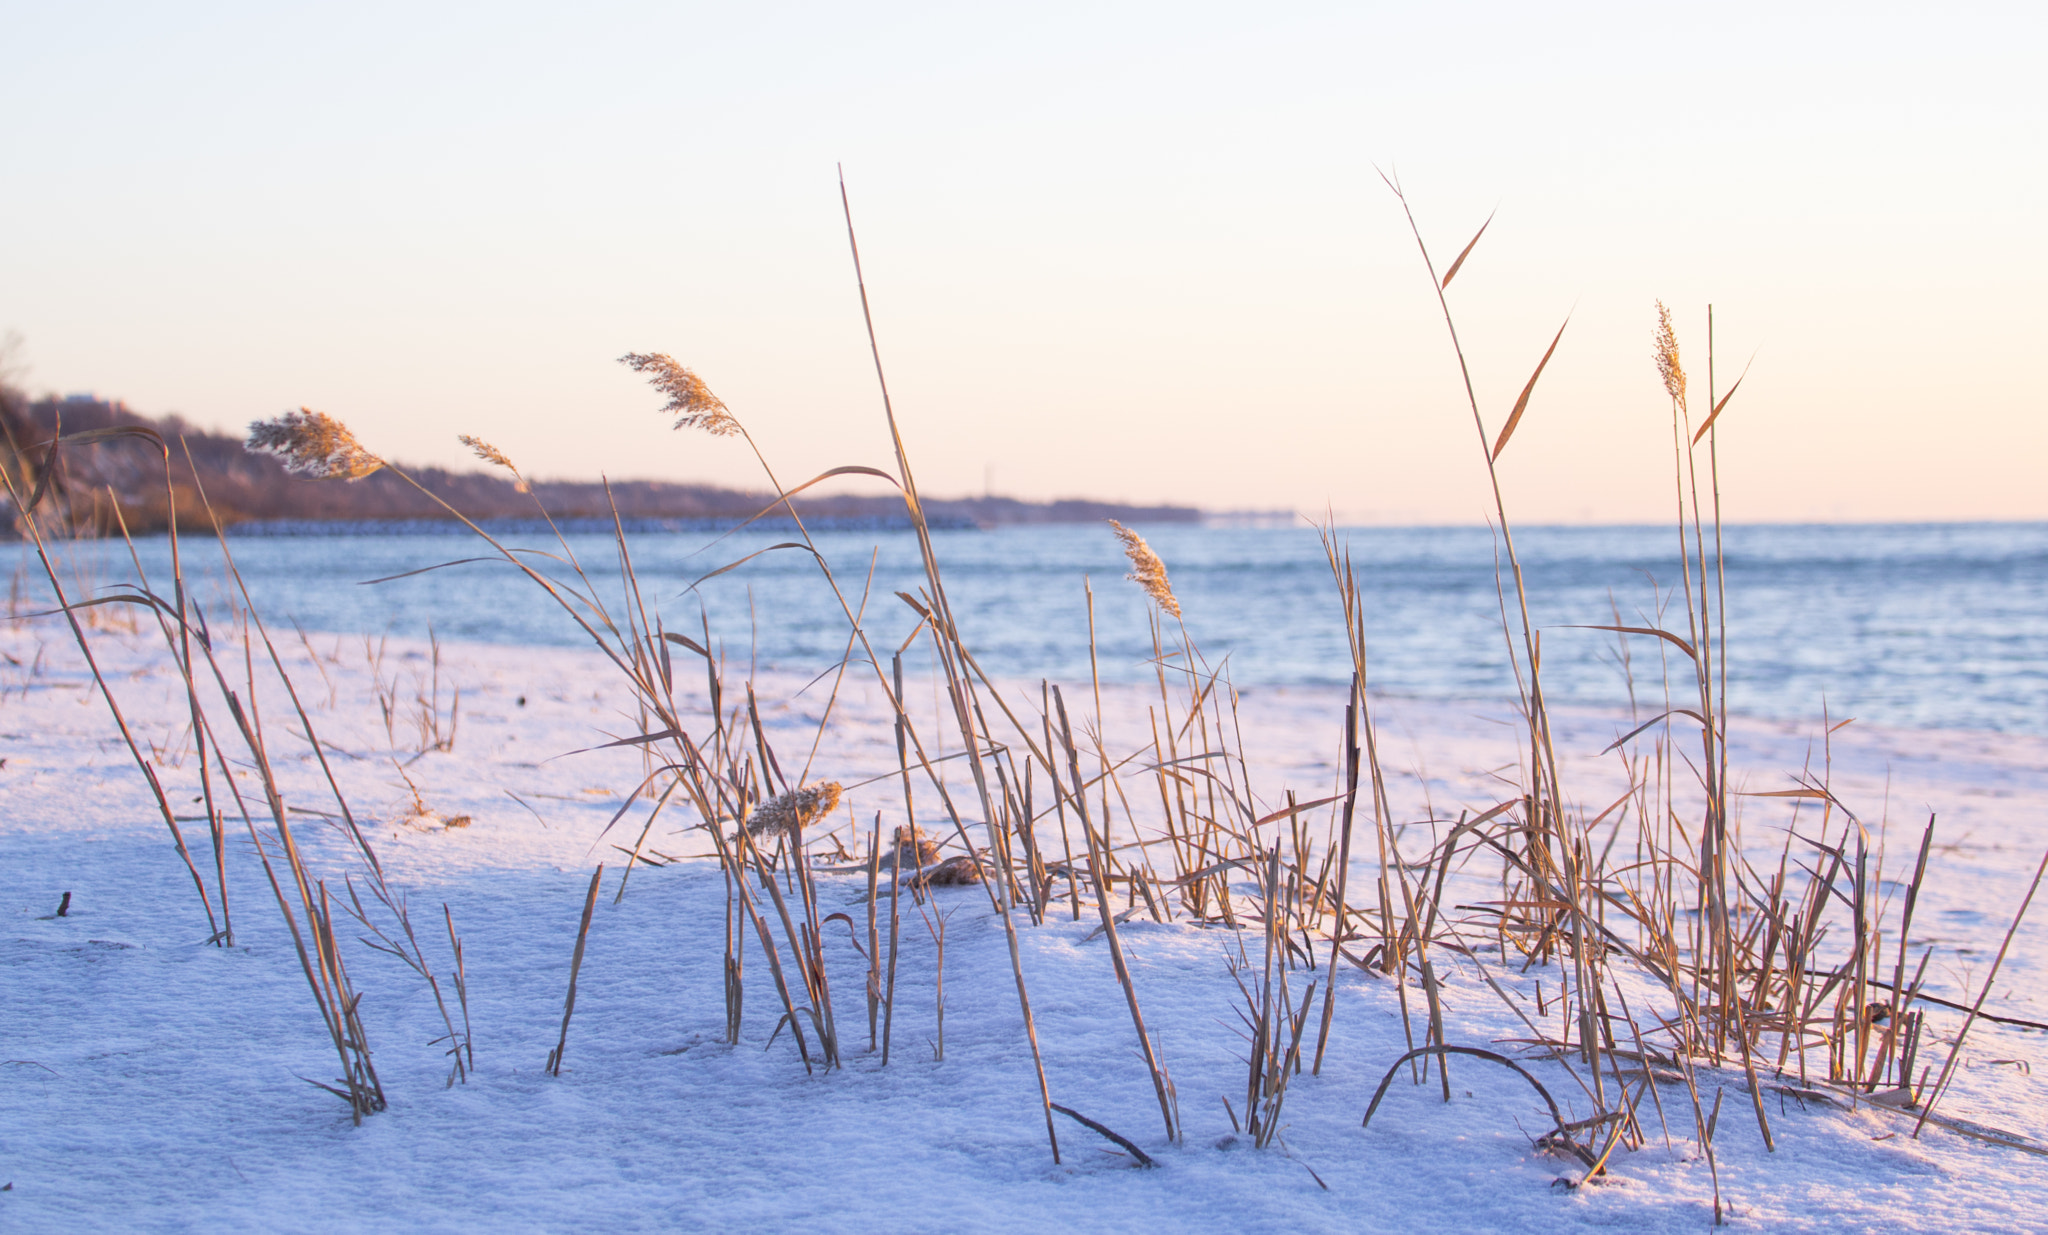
[246,408,384,480]
[1108,520,1180,620]
[617,353,741,437]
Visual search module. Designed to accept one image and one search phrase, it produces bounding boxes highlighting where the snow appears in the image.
[4,618,2047,1231]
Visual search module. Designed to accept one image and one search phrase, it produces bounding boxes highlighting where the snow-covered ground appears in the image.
[4,618,2047,1231]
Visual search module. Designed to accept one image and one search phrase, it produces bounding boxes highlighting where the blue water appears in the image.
[27,521,2048,735]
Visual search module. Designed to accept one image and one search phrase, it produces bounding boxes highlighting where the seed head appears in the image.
[1109,519,1181,620]
[1654,302,1687,409]
[459,434,514,471]
[459,434,528,492]
[618,352,740,437]
[742,781,843,838]
[246,409,384,481]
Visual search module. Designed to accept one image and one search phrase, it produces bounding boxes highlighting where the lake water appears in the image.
[24,520,2048,735]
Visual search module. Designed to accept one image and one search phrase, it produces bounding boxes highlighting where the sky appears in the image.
[1,1,2041,524]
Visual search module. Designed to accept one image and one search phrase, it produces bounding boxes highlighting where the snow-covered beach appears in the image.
[6,619,2047,1232]
[5,0,2044,1222]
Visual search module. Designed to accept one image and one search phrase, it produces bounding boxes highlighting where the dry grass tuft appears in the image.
[1108,520,1180,620]
[618,352,741,437]
[246,409,384,480]
[743,780,844,837]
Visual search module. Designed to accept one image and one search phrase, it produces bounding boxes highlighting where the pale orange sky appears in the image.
[2,2,2041,523]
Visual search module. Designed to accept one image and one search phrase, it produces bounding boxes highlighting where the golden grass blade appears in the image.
[58,424,168,450]
[1251,792,1346,827]
[1050,1104,1157,1168]
[1311,691,1363,1076]
[357,556,530,585]
[1490,316,1569,461]
[1690,360,1755,444]
[1440,209,1495,289]
[693,465,905,550]
[12,425,163,512]
[17,591,172,622]
[21,450,58,514]
[682,542,821,593]
[661,631,711,659]
[1598,707,1709,754]
[1566,622,1697,661]
[1361,1045,1577,1155]
[572,729,684,754]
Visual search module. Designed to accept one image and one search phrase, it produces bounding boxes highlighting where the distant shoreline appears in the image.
[1,394,1207,535]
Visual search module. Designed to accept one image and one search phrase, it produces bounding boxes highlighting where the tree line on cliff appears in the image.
[0,391,1199,536]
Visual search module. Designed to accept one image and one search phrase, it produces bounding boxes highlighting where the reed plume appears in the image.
[458,434,514,471]
[618,352,741,437]
[1108,519,1181,619]
[459,435,528,492]
[246,409,384,480]
[1654,301,1687,409]
[743,780,843,837]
